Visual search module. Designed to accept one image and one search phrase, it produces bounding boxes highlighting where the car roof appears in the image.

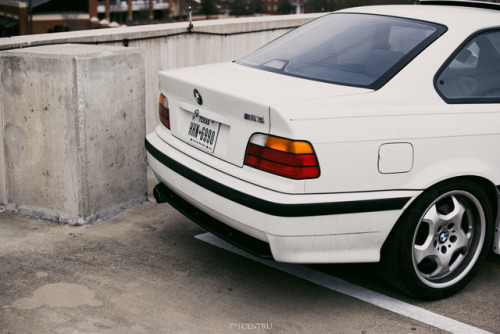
[338,3,500,32]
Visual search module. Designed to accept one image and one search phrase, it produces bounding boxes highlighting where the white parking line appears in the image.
[196,232,492,334]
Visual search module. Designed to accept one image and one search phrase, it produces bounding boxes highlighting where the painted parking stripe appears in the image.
[196,232,492,334]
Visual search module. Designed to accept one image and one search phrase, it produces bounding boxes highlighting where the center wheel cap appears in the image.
[438,232,449,244]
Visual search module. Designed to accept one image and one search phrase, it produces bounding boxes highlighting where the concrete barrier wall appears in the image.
[0,14,321,220]
[0,44,146,224]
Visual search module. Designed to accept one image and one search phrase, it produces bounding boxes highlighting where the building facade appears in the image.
[0,0,173,37]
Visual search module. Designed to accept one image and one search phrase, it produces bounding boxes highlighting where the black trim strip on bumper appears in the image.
[145,138,411,217]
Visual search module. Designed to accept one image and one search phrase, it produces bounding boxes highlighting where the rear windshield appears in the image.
[236,13,446,89]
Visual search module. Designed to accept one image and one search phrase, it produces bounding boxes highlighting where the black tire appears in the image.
[379,179,494,300]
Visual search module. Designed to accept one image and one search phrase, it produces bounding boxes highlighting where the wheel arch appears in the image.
[452,175,499,221]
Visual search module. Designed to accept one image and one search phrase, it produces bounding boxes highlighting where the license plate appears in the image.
[187,114,221,153]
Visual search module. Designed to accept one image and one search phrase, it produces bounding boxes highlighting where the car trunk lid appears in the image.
[158,62,370,166]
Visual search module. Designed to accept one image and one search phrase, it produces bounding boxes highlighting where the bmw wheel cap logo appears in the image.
[439,232,448,243]
[194,89,203,105]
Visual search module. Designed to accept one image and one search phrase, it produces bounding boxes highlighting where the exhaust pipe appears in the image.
[153,183,172,204]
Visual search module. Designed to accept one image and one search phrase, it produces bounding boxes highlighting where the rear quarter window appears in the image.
[436,29,500,103]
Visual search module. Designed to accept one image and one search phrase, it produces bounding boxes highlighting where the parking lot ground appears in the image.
[0,186,499,333]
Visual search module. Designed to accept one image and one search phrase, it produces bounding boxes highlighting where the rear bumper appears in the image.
[153,182,273,259]
[146,133,419,263]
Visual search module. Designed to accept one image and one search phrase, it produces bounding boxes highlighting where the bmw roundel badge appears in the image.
[439,232,448,243]
[194,89,203,105]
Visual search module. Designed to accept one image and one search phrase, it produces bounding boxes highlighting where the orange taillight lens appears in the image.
[264,136,315,154]
[159,94,170,129]
[244,134,320,179]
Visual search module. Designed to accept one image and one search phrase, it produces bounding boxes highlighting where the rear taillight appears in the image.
[159,94,170,129]
[244,134,320,179]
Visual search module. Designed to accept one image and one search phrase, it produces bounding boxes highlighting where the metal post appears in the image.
[127,0,133,23]
[149,0,154,21]
[104,0,110,21]
[28,0,33,34]
[187,4,192,31]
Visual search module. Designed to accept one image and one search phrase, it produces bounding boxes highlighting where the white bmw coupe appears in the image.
[146,0,500,299]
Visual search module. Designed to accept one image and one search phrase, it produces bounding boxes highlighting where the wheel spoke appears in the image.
[414,242,437,265]
[421,204,443,234]
[453,227,471,250]
[430,250,453,277]
[445,196,466,228]
[414,205,441,265]
[414,195,472,279]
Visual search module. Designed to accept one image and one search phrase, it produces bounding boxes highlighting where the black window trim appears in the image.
[434,27,500,104]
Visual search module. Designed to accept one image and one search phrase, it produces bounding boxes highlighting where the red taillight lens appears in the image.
[244,134,320,179]
[159,94,170,129]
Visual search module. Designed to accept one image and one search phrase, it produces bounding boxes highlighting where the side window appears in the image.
[436,30,500,103]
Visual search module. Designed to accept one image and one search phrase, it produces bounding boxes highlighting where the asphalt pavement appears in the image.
[0,174,499,334]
